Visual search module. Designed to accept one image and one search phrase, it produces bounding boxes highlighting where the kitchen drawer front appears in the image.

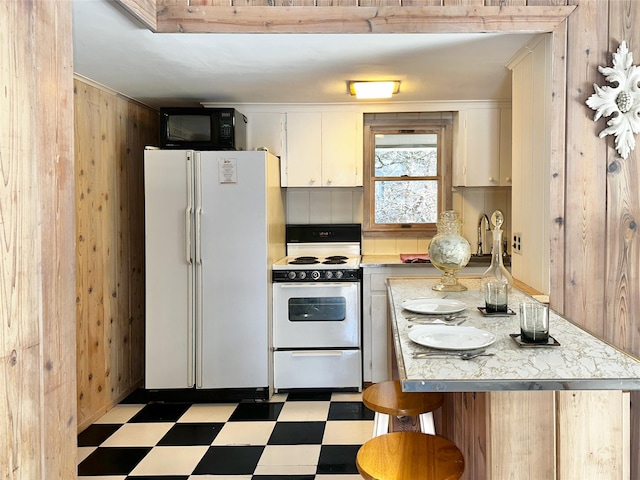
[274,350,362,391]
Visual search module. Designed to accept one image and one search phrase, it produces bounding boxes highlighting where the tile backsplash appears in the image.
[285,187,511,255]
[286,187,364,225]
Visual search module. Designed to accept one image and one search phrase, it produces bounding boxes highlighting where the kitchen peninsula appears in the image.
[387,277,640,480]
[361,256,492,383]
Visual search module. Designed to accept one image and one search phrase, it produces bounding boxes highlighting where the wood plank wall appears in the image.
[118,0,158,30]
[74,78,158,431]
[604,1,640,473]
[0,2,77,478]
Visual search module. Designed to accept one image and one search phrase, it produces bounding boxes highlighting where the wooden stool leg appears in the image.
[419,411,436,435]
[373,412,391,437]
[364,381,444,438]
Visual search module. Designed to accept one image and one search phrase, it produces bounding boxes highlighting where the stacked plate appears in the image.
[401,298,466,315]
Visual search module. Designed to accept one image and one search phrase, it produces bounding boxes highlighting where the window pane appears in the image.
[375,134,437,177]
[363,117,452,233]
[374,180,439,224]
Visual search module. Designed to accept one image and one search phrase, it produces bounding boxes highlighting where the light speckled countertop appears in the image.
[361,254,505,268]
[388,277,640,392]
[361,254,408,266]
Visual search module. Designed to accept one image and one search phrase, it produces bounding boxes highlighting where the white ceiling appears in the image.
[72,0,540,108]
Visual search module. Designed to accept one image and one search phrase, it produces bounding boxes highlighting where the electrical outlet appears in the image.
[512,233,522,254]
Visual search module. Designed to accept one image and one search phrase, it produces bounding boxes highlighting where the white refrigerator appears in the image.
[144,149,285,390]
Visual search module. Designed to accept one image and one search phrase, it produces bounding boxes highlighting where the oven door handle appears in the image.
[289,351,346,357]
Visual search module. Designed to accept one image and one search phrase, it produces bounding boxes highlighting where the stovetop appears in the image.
[272,224,362,282]
[272,254,361,270]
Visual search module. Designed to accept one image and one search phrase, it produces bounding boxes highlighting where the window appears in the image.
[363,116,453,236]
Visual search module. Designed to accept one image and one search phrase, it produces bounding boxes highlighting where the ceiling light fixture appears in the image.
[349,81,401,99]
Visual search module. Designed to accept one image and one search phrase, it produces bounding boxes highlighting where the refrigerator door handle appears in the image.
[186,151,195,266]
[194,152,203,388]
[195,207,202,265]
[185,207,193,264]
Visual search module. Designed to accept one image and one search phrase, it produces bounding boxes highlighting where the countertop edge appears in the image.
[399,378,640,393]
[387,277,640,392]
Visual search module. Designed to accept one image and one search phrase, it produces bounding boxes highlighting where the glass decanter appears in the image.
[428,210,472,291]
[480,210,514,293]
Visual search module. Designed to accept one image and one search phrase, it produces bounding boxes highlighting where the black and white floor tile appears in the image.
[78,390,375,479]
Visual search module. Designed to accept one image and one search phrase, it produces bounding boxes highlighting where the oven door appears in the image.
[273,282,360,348]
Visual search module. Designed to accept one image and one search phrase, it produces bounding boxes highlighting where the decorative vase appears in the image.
[428,210,471,292]
[480,210,514,294]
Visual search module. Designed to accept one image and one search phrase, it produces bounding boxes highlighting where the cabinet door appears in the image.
[321,111,362,187]
[499,108,512,186]
[458,108,501,187]
[284,112,322,186]
[370,292,391,383]
[246,111,284,157]
[284,111,363,187]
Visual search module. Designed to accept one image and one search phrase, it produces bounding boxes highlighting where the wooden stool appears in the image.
[356,431,465,480]
[363,380,444,436]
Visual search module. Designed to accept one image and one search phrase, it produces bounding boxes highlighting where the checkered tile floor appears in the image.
[77,390,375,479]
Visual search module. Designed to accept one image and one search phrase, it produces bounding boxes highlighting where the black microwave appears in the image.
[160,107,247,151]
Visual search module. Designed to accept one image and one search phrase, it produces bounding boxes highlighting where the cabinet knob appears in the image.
[488,176,495,183]
[505,176,512,183]
[310,178,316,184]
[326,178,333,185]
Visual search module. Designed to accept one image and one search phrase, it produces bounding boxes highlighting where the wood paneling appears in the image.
[155,5,575,33]
[548,16,567,311]
[74,78,158,431]
[557,391,630,479]
[115,0,158,30]
[605,1,640,476]
[456,392,488,480]
[562,0,609,338]
[0,1,77,478]
[1,7,44,477]
[488,392,555,479]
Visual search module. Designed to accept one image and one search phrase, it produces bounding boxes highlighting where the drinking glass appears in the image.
[485,280,508,313]
[519,303,549,343]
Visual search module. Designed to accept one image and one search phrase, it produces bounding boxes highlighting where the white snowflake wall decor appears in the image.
[586,41,640,159]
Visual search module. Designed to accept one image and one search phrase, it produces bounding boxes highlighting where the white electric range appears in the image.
[271,224,362,392]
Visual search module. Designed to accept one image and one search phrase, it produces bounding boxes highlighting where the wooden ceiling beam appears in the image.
[154,6,576,34]
[115,0,158,31]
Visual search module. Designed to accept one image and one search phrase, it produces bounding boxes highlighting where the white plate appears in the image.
[408,325,497,351]
[401,298,466,315]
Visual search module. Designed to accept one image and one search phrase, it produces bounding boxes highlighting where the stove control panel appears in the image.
[273,269,361,282]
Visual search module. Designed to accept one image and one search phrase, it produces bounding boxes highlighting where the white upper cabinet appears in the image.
[283,111,362,187]
[454,106,512,187]
[246,111,285,157]
[284,112,322,186]
[499,108,513,187]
